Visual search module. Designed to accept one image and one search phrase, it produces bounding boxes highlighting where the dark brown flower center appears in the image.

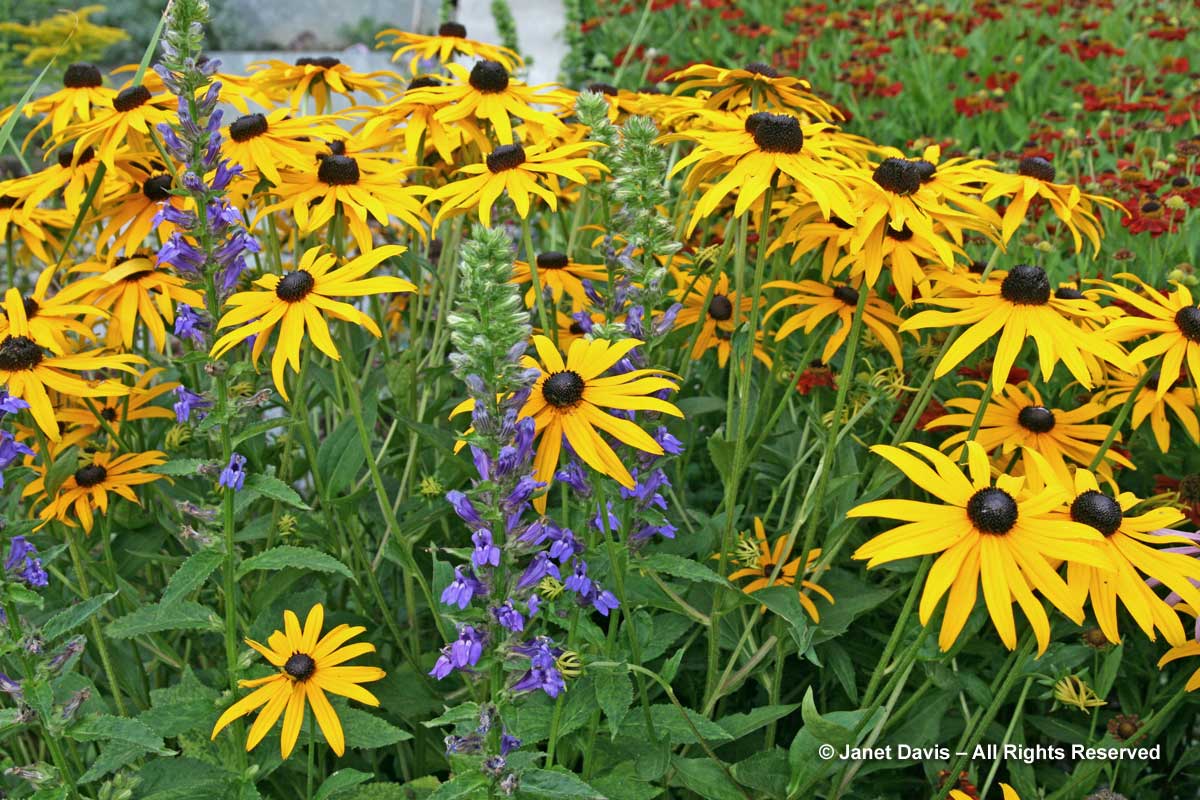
[22,297,39,318]
[542,370,585,407]
[1018,156,1056,182]
[966,488,1018,534]
[832,285,859,306]
[873,158,923,195]
[276,270,316,302]
[1178,474,1200,503]
[0,195,15,209]
[585,82,619,96]
[486,144,526,173]
[0,335,44,371]
[64,63,102,89]
[284,652,317,680]
[1070,490,1123,536]
[142,174,173,201]
[913,159,937,182]
[296,56,341,69]
[408,76,444,90]
[1174,306,1200,342]
[569,321,585,334]
[1000,264,1051,305]
[438,21,468,37]
[113,85,151,112]
[885,223,914,241]
[1055,286,1084,299]
[469,60,510,93]
[1017,405,1055,433]
[229,113,268,142]
[708,294,734,320]
[317,155,360,185]
[58,146,95,169]
[74,464,108,487]
[101,407,118,422]
[744,112,803,154]
[537,252,569,270]
[743,61,780,78]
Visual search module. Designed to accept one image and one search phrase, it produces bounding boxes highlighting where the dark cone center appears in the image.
[469,60,510,93]
[0,335,44,371]
[101,406,118,422]
[74,464,108,488]
[296,56,341,69]
[142,174,173,201]
[113,85,151,112]
[64,63,102,88]
[1174,306,1200,343]
[229,113,268,142]
[966,487,1018,534]
[317,154,360,186]
[1177,474,1200,503]
[438,21,468,37]
[1055,286,1084,299]
[913,159,937,182]
[1070,490,1123,536]
[885,223,914,241]
[487,144,526,173]
[743,61,779,78]
[22,297,39,318]
[537,252,569,270]
[543,370,585,407]
[708,294,734,321]
[276,270,316,302]
[408,75,444,90]
[1018,156,1056,182]
[1017,405,1055,433]
[58,146,95,169]
[284,652,317,680]
[1000,264,1051,305]
[585,82,618,96]
[745,112,804,154]
[832,285,859,306]
[873,158,923,195]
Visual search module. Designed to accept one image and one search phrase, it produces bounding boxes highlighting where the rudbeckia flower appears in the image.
[1096,365,1199,453]
[0,198,68,263]
[925,382,1133,489]
[981,156,1124,254]
[672,270,771,368]
[0,271,106,355]
[73,254,205,353]
[221,110,349,187]
[376,22,523,72]
[728,517,833,621]
[4,144,107,218]
[210,245,414,400]
[11,62,116,146]
[249,57,391,113]
[1051,470,1200,646]
[1158,642,1200,692]
[764,279,906,370]
[665,62,842,121]
[901,264,1130,392]
[952,785,1020,800]
[97,164,187,255]
[428,142,604,229]
[1095,274,1200,402]
[511,252,607,312]
[850,442,1111,654]
[55,367,178,441]
[53,84,174,170]
[211,604,386,759]
[355,76,470,165]
[23,450,167,533]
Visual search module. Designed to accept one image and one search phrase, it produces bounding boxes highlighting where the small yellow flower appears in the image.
[1052,675,1106,712]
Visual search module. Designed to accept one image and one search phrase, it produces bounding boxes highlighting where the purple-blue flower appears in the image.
[219,453,247,491]
[4,536,47,588]
[471,530,501,569]
[174,303,207,345]
[441,566,484,610]
[173,386,211,423]
[493,600,524,632]
[515,552,560,592]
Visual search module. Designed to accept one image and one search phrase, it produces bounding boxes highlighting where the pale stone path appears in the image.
[457,0,568,86]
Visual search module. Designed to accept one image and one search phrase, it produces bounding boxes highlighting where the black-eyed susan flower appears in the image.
[428,142,603,229]
[97,163,186,255]
[73,254,205,353]
[14,62,116,146]
[925,382,1132,489]
[221,110,348,187]
[982,156,1124,254]
[672,270,771,368]
[257,153,430,254]
[355,76,470,165]
[1096,274,1200,402]
[728,517,833,621]
[376,22,522,72]
[511,252,607,312]
[55,367,177,440]
[211,604,385,759]
[54,84,174,170]
[23,450,167,533]
[764,279,906,370]
[0,272,106,355]
[1159,641,1200,692]
[666,62,842,121]
[849,442,1110,653]
[901,264,1130,392]
[1051,469,1200,646]
[0,198,68,263]
[1096,365,1199,453]
[249,57,390,113]
[5,144,106,218]
[210,245,414,400]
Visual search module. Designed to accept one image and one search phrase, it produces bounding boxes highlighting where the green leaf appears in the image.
[315,769,375,800]
[106,601,219,639]
[69,714,173,755]
[232,417,294,447]
[800,687,854,747]
[731,749,789,799]
[338,707,413,749]
[518,768,605,799]
[236,545,352,580]
[425,773,489,800]
[638,553,731,587]
[148,459,209,476]
[649,704,734,745]
[706,436,735,483]
[1095,643,1123,698]
[423,702,481,729]
[593,664,633,738]
[318,417,366,495]
[41,592,117,641]
[161,550,223,606]
[669,757,744,800]
[244,474,309,509]
[754,586,813,651]
[716,704,799,740]
[77,740,145,783]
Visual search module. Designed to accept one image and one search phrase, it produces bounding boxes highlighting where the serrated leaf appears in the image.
[518,768,605,799]
[593,664,633,738]
[716,704,799,740]
[42,592,117,641]
[106,601,219,639]
[315,768,375,800]
[754,586,813,651]
[338,707,412,749]
[149,459,210,476]
[70,714,173,755]
[162,550,223,606]
[232,416,294,447]
[244,474,309,509]
[78,740,145,783]
[649,704,734,745]
[318,417,366,495]
[426,773,489,800]
[669,757,744,800]
[236,545,352,580]
[423,702,481,729]
[638,553,731,587]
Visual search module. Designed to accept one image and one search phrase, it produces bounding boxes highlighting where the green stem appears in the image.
[1088,367,1154,470]
[860,555,932,707]
[65,528,126,716]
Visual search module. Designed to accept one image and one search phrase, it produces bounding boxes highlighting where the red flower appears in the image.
[797,362,836,395]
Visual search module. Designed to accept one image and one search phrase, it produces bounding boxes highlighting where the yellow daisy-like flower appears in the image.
[4,144,106,219]
[222,109,349,187]
[728,518,834,622]
[1096,364,1199,453]
[257,153,429,254]
[22,450,167,533]
[901,264,1130,392]
[428,141,603,229]
[0,199,68,263]
[951,785,1020,800]
[1053,469,1200,646]
[511,252,607,312]
[210,245,414,400]
[672,270,771,368]
[1095,274,1200,403]
[55,367,177,440]
[925,382,1132,489]
[1159,641,1200,692]
[849,441,1110,654]
[665,62,842,121]
[0,271,107,355]
[54,84,174,170]
[73,254,205,353]
[96,163,186,256]
[249,57,391,114]
[11,62,116,146]
[376,22,522,72]
[981,156,1124,254]
[355,76,471,165]
[211,604,386,759]
[764,279,906,370]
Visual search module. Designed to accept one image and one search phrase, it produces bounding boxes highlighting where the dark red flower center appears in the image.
[486,144,526,173]
[543,370,585,407]
[0,335,44,371]
[885,223,914,241]
[832,285,859,306]
[873,158,923,195]
[1070,490,1123,536]
[229,113,268,142]
[469,60,510,93]
[1018,156,1056,182]
[438,21,467,37]
[1000,264,1051,305]
[1174,306,1200,342]
[708,294,734,320]
[113,85,151,112]
[74,464,108,487]
[276,270,316,302]
[284,652,317,680]
[142,174,173,201]
[537,252,569,270]
[966,488,1018,534]
[317,154,360,185]
[1017,405,1055,433]
[63,63,102,88]
[745,112,803,154]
